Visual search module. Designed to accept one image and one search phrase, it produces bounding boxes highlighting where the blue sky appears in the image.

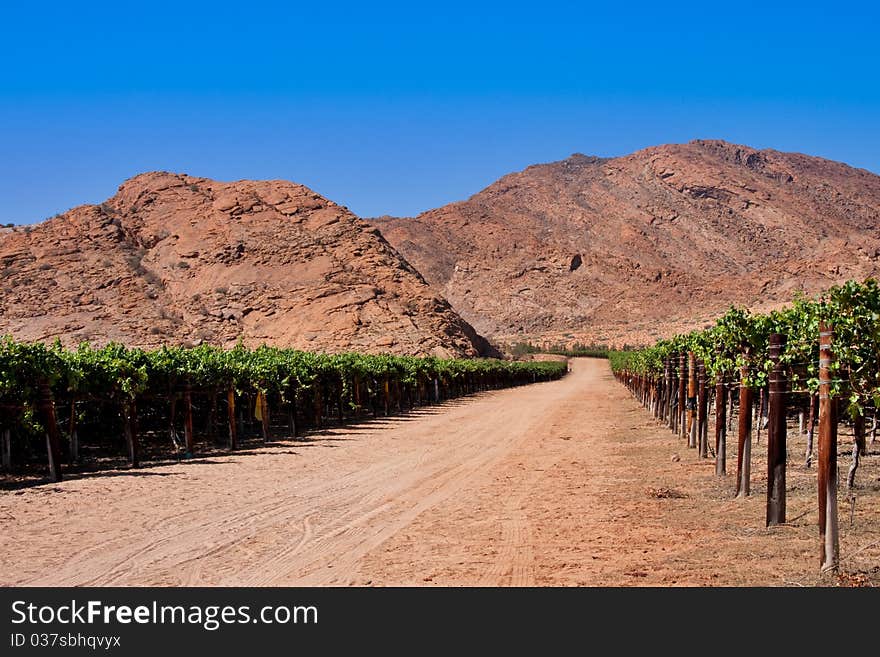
[1,1,878,223]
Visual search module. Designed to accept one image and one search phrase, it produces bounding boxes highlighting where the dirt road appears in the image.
[1,358,875,586]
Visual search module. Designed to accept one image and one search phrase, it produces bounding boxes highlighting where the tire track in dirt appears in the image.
[243,391,552,586]
[1,369,575,586]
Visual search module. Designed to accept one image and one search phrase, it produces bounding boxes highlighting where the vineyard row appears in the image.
[0,340,568,483]
[610,278,880,573]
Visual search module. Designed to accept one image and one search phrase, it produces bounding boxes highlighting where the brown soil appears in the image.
[1,358,877,586]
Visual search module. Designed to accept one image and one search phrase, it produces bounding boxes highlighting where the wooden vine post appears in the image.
[818,322,839,572]
[260,392,270,442]
[68,397,79,463]
[314,386,323,429]
[337,381,345,424]
[123,398,139,468]
[288,398,297,439]
[38,381,64,482]
[727,384,735,433]
[766,333,787,526]
[735,353,753,498]
[207,389,218,438]
[650,371,656,416]
[672,357,680,433]
[1,424,10,471]
[678,353,687,440]
[237,394,246,439]
[183,385,194,458]
[663,358,671,426]
[697,360,708,458]
[714,363,727,476]
[227,388,238,450]
[687,352,697,448]
[168,394,178,451]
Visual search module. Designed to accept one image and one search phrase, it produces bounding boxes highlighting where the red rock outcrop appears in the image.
[0,172,490,357]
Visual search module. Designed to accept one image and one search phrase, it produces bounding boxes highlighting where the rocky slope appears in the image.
[373,140,880,347]
[0,172,490,357]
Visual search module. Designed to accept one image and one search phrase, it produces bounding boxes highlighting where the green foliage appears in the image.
[0,338,568,413]
[608,279,880,415]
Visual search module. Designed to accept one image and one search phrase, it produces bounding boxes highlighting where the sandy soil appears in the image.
[1,358,877,586]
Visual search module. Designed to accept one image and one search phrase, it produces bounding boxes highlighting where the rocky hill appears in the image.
[0,172,490,357]
[373,140,880,347]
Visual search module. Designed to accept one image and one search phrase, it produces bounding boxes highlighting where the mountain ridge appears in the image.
[0,171,493,357]
[372,139,880,346]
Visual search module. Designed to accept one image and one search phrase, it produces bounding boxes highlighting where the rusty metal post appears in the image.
[818,322,839,572]
[766,334,787,526]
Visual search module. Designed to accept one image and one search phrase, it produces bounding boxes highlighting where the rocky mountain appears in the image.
[0,172,491,357]
[373,140,880,347]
